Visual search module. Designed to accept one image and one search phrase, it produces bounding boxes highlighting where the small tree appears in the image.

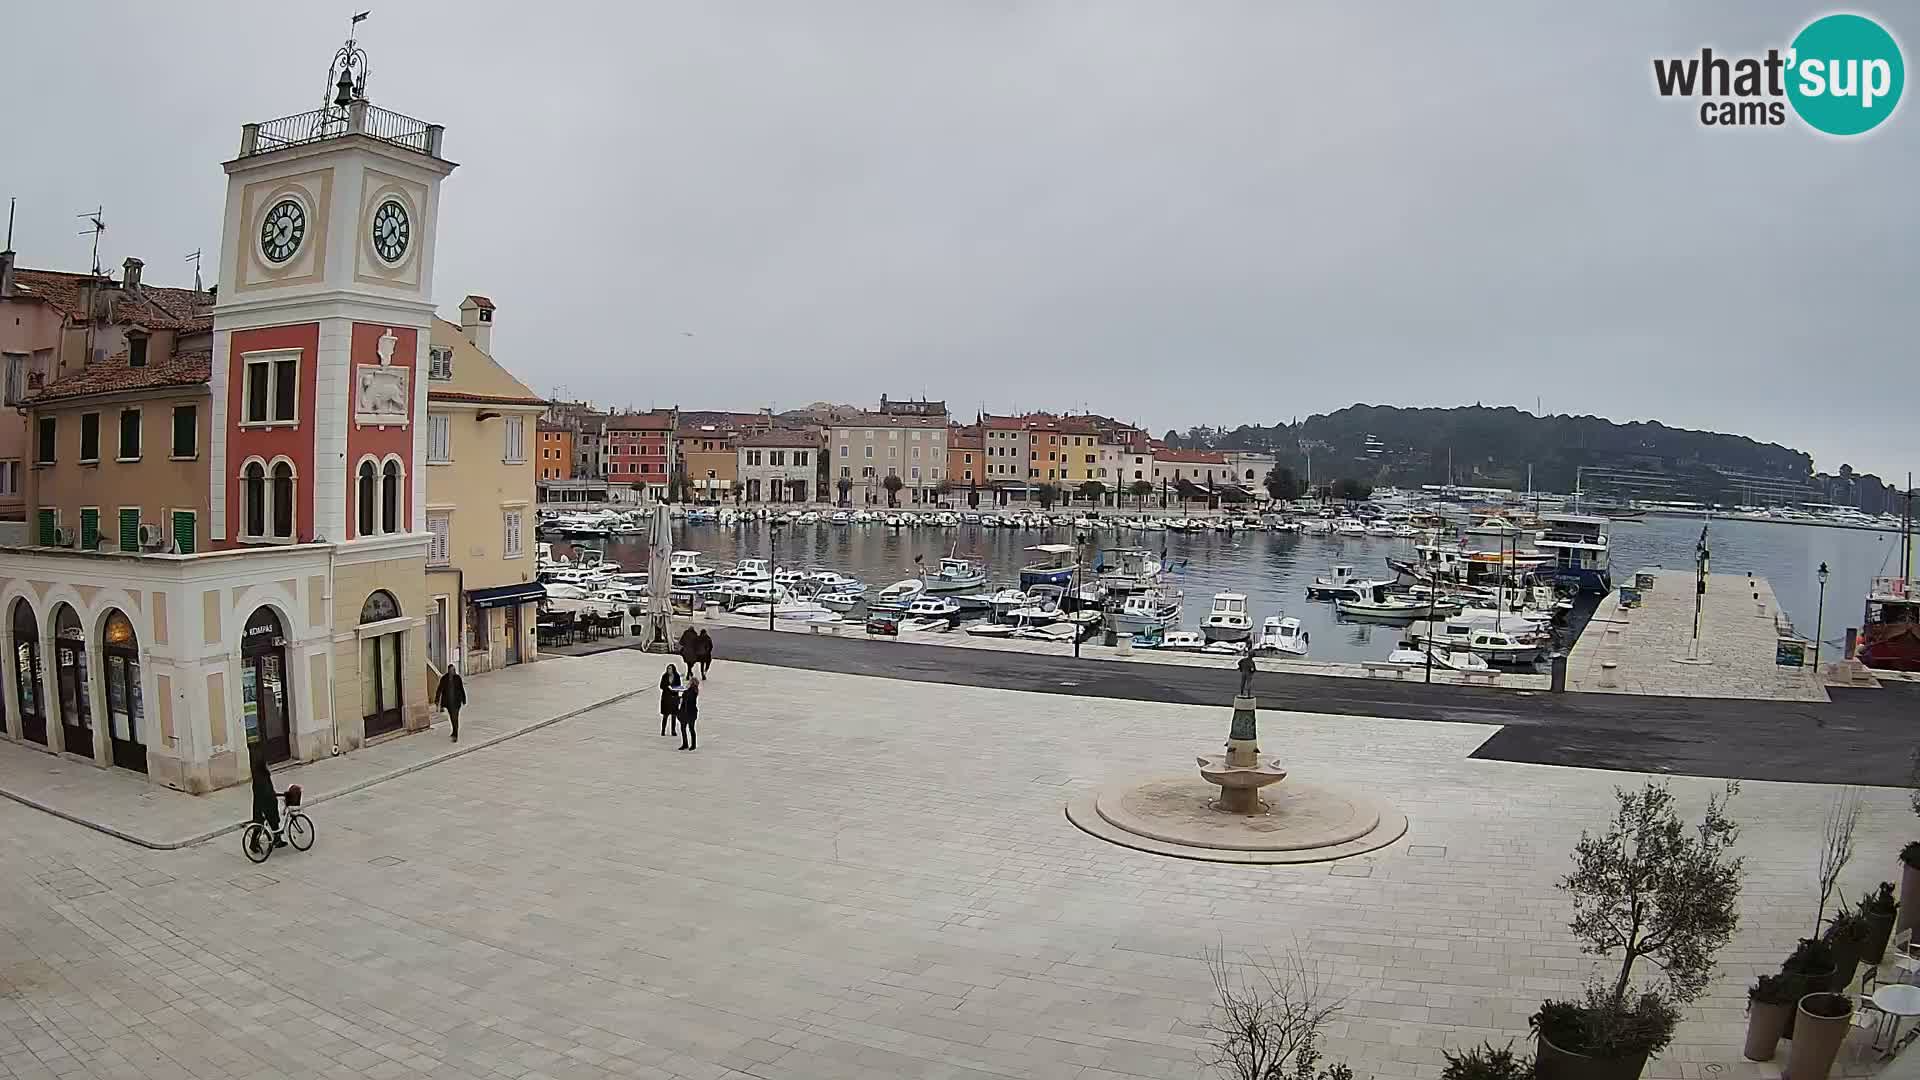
[1129,479,1153,510]
[1534,781,1741,1061]
[1264,465,1298,503]
[836,476,852,506]
[1079,479,1107,506]
[1814,787,1862,932]
[1203,946,1354,1080]
[1441,1042,1532,1080]
[1036,482,1059,510]
[881,474,904,507]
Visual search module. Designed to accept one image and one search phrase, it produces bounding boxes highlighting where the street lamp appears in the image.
[1814,561,1830,669]
[767,518,783,633]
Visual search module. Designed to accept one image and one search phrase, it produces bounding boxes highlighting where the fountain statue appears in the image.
[1196,663,1288,814]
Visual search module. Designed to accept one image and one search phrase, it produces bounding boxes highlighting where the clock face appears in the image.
[260,199,306,264]
[372,199,410,263]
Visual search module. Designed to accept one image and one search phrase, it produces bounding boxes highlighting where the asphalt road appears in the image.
[690,629,1915,786]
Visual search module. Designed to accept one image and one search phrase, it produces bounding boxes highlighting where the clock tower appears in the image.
[210,28,455,550]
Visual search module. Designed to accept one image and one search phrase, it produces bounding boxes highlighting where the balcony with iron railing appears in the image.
[238,100,444,159]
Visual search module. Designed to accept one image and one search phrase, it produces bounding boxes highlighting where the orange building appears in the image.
[946,424,982,492]
[536,422,573,481]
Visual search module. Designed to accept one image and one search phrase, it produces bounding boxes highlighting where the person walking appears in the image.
[695,629,714,678]
[678,626,699,672]
[659,664,683,737]
[433,661,468,742]
[249,752,284,847]
[678,675,700,751]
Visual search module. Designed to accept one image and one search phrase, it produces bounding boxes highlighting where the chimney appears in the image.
[459,294,495,353]
[0,249,14,298]
[122,257,143,292]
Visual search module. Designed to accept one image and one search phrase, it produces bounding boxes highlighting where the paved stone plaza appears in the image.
[0,651,1910,1080]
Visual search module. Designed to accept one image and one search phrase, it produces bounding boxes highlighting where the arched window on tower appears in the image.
[271,461,295,539]
[243,461,267,538]
[357,460,377,537]
[381,460,402,534]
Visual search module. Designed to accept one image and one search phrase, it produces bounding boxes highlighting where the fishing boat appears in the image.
[1335,584,1430,622]
[1406,620,1543,664]
[667,550,717,585]
[900,595,963,633]
[717,558,772,586]
[1860,576,1920,671]
[1201,592,1253,642]
[1096,548,1163,594]
[1306,564,1395,601]
[735,596,836,621]
[1533,513,1613,594]
[1156,630,1207,650]
[1109,589,1183,636]
[1017,544,1078,590]
[1255,616,1309,657]
[923,556,988,592]
[1334,518,1368,537]
[805,570,866,595]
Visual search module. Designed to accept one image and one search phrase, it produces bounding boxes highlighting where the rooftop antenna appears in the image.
[5,197,14,249]
[77,206,106,276]
[184,249,203,294]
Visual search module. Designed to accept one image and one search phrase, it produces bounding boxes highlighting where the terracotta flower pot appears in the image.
[1899,862,1920,935]
[1535,1031,1649,1080]
[1785,993,1854,1080]
[1743,999,1791,1061]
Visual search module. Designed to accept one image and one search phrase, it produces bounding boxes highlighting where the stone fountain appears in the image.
[1196,693,1289,813]
[1065,655,1408,864]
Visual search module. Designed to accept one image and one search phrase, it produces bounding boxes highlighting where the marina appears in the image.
[542,504,1911,673]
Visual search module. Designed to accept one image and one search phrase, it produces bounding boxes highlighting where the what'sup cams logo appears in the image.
[1654,13,1904,134]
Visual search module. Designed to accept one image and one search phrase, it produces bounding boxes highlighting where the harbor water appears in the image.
[548,515,1908,666]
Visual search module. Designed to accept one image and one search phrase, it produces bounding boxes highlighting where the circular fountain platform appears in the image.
[1067,777,1407,864]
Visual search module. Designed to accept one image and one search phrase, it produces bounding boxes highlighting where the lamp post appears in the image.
[766,518,782,633]
[1814,561,1829,670]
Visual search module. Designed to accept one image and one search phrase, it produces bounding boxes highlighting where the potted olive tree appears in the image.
[1742,974,1796,1061]
[1900,841,1920,936]
[1860,882,1899,964]
[1823,906,1871,991]
[1531,781,1742,1080]
[1779,938,1838,1040]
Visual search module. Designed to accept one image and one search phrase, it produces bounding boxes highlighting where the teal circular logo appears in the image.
[1787,14,1904,135]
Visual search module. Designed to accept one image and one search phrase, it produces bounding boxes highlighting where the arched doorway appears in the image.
[101,610,146,774]
[241,607,293,764]
[52,604,94,760]
[10,599,47,745]
[360,590,405,738]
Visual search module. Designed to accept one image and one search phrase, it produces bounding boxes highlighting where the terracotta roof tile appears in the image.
[27,350,211,404]
[10,269,213,332]
[605,409,677,431]
[736,429,820,448]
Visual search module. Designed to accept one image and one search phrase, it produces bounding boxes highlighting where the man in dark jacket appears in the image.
[678,627,699,671]
[432,662,468,742]
[695,629,714,678]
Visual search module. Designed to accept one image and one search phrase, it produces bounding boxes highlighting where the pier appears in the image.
[1564,567,1828,702]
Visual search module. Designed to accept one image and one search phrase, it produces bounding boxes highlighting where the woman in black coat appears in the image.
[677,677,699,751]
[659,664,682,736]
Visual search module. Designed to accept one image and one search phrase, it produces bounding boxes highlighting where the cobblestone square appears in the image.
[0,652,1908,1079]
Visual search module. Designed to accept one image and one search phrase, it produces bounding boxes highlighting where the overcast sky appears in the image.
[4,3,1914,478]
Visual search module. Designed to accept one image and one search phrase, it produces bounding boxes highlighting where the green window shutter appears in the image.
[172,511,195,555]
[118,509,140,552]
[36,509,56,546]
[79,509,99,550]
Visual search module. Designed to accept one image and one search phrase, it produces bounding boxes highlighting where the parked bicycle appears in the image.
[242,786,314,863]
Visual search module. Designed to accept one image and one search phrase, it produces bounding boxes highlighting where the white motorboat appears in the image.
[964,621,1016,637]
[719,558,772,585]
[923,557,987,592]
[1255,616,1309,657]
[1109,589,1182,635]
[1406,620,1544,664]
[869,578,926,611]
[1201,592,1253,642]
[828,510,852,525]
[1202,640,1249,655]
[1299,517,1335,535]
[1334,518,1368,537]
[903,596,962,620]
[1157,630,1207,650]
[1012,622,1078,643]
[986,588,1031,618]
[805,570,866,595]
[816,591,863,613]
[1306,564,1395,601]
[735,598,836,621]
[1386,647,1491,673]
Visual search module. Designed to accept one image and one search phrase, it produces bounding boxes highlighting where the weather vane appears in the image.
[324,11,373,111]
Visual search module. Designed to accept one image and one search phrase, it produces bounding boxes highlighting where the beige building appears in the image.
[425,300,546,676]
[737,430,818,503]
[827,412,948,506]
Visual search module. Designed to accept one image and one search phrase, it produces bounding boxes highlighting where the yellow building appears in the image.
[424,299,546,676]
